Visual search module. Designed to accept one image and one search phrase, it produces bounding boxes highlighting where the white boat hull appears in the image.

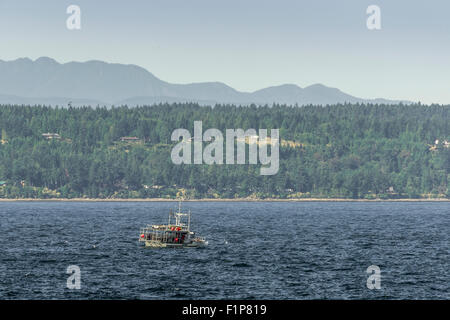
[143,240,208,248]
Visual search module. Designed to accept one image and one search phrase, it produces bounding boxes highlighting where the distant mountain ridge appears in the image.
[0,57,411,106]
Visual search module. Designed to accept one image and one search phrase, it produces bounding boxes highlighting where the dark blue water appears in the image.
[0,201,448,299]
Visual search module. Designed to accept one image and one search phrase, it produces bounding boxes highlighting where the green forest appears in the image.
[0,103,449,199]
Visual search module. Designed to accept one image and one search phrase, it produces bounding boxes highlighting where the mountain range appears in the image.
[0,57,411,107]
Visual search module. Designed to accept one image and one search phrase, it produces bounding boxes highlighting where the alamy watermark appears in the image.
[64,5,382,32]
[66,5,81,30]
[66,265,81,289]
[171,121,279,175]
[366,265,381,290]
[367,5,381,30]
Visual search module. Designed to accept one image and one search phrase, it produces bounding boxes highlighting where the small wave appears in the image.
[232,262,251,268]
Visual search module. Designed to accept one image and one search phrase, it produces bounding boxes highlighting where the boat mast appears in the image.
[172,199,190,229]
[188,210,191,232]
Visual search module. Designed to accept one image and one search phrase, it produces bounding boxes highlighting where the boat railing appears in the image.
[193,236,206,242]
[139,226,169,243]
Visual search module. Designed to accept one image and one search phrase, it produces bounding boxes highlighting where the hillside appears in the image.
[0,103,448,199]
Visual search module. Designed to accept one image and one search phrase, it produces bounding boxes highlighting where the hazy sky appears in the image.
[0,0,449,104]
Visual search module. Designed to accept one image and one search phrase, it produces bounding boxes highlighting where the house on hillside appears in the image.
[433,139,450,149]
[236,135,259,144]
[42,133,61,140]
[119,136,142,143]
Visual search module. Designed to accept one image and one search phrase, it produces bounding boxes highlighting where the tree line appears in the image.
[0,103,448,199]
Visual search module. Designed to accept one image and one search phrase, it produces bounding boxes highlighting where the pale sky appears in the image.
[0,0,449,104]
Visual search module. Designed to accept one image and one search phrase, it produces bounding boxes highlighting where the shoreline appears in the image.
[0,198,448,202]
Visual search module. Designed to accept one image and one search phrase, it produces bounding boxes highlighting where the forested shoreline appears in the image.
[0,103,448,199]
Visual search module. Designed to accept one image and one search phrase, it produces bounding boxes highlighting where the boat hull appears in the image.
[143,240,208,248]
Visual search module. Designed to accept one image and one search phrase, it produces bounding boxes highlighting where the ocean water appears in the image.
[0,201,448,299]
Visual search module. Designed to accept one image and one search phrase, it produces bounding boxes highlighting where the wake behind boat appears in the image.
[138,202,208,248]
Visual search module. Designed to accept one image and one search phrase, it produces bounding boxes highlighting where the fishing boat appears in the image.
[138,202,208,248]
